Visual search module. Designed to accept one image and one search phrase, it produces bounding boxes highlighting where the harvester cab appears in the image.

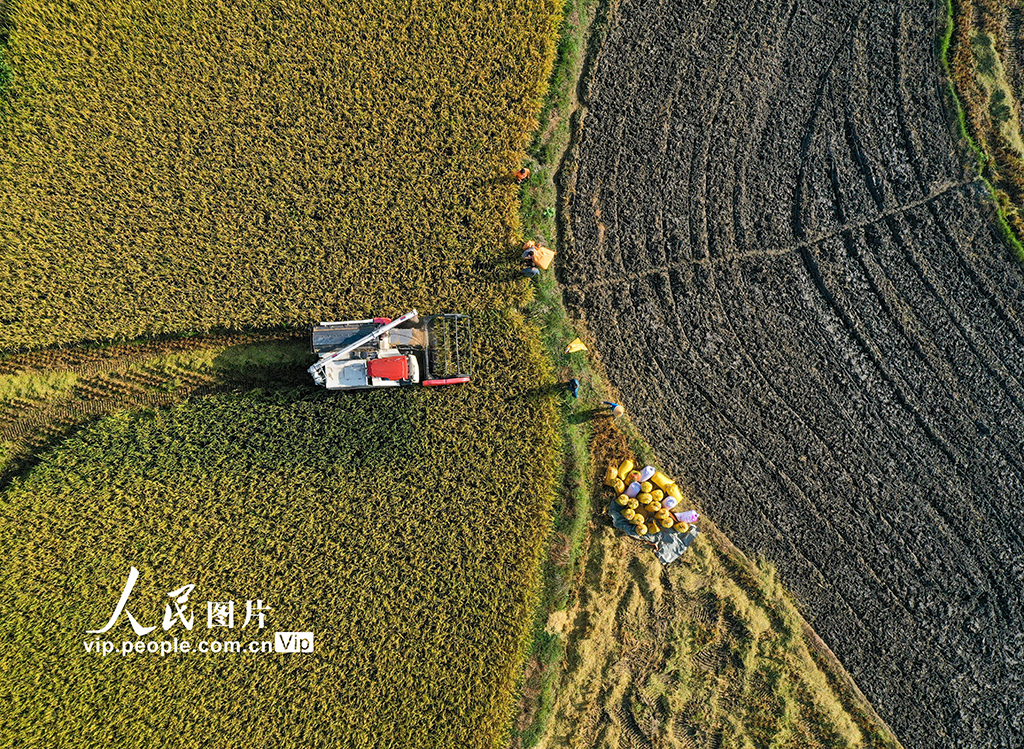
[308,309,472,390]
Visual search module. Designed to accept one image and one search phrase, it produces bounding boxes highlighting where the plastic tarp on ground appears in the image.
[608,501,699,564]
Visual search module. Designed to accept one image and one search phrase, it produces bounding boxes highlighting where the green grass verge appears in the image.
[941,0,1024,261]
[511,0,614,744]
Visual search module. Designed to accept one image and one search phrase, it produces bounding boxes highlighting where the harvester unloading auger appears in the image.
[308,309,472,390]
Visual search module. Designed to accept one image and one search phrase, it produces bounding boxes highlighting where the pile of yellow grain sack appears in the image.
[604,459,700,538]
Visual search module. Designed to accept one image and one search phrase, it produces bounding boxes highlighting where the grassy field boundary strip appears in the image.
[510,0,614,744]
[943,0,1024,261]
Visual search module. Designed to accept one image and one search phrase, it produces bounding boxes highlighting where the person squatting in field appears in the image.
[521,240,555,278]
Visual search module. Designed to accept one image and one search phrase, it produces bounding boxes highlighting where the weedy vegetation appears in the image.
[947,0,1024,257]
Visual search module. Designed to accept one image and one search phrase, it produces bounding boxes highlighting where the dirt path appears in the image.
[560,1,1024,746]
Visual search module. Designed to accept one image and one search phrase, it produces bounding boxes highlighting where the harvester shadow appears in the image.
[211,340,314,390]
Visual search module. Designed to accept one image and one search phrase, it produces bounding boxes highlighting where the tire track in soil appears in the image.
[719,236,1022,626]
[561,0,1024,746]
[798,234,1021,629]
[613,287,886,670]
[573,179,976,291]
[673,249,941,649]
[615,279,913,670]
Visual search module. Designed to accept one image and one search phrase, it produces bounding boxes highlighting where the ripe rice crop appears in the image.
[0,0,560,351]
[0,0,565,744]
[0,310,560,749]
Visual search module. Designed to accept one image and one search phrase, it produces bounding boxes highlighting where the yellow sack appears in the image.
[603,465,618,487]
[666,483,683,502]
[616,459,634,480]
[651,471,673,491]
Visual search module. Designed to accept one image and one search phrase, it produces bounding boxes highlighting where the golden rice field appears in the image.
[0,0,565,746]
[0,311,560,749]
[0,0,559,350]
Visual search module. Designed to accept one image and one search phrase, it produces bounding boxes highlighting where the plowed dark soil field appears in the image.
[561,1,1024,747]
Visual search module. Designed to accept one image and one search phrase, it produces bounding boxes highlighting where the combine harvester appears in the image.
[308,309,472,390]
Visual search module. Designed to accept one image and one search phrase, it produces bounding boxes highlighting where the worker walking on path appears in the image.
[515,167,530,184]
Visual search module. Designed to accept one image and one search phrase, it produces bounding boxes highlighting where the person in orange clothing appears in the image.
[515,167,530,184]
[522,241,555,270]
